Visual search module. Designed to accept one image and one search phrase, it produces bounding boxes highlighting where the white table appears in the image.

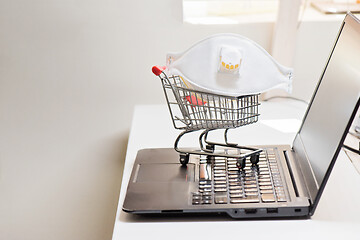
[112,100,360,240]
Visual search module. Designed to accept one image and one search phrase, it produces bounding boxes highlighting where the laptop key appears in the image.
[214,177,226,181]
[199,181,210,185]
[260,189,274,194]
[261,193,275,202]
[244,176,256,181]
[230,196,260,203]
[193,195,201,201]
[228,178,239,182]
[203,200,212,204]
[215,163,226,167]
[260,186,273,190]
[244,184,257,188]
[244,180,257,185]
[230,193,243,198]
[258,178,271,182]
[228,167,239,171]
[245,192,258,196]
[214,188,227,192]
[214,166,226,170]
[245,188,258,193]
[228,175,239,179]
[203,195,212,200]
[215,159,226,163]
[229,189,242,194]
[259,182,272,186]
[214,173,226,177]
[214,194,228,204]
[258,174,270,178]
[214,181,227,185]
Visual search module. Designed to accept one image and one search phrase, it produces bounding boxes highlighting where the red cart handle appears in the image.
[152,66,166,76]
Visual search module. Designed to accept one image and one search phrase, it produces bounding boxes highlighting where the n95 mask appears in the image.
[166,34,293,96]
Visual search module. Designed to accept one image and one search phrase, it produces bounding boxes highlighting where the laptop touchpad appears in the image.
[135,163,195,182]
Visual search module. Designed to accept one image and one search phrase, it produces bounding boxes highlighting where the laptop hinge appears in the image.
[292,135,319,206]
[283,150,300,198]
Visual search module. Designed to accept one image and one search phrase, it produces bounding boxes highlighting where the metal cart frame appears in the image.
[152,66,262,169]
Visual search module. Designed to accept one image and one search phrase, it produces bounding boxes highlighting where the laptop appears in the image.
[122,13,360,218]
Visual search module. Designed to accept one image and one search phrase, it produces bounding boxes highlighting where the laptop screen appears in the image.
[294,13,360,209]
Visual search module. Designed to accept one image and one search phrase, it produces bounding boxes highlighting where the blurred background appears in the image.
[0,0,357,239]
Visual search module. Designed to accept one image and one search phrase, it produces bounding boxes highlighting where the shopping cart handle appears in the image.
[152,66,166,76]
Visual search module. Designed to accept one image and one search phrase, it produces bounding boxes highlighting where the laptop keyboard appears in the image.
[192,148,288,205]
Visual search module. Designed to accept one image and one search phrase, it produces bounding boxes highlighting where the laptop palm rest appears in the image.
[135,163,195,183]
[123,149,197,213]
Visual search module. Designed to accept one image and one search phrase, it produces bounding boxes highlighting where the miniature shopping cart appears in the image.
[152,66,263,169]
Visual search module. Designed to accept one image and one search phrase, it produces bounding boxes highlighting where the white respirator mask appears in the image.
[165,33,293,96]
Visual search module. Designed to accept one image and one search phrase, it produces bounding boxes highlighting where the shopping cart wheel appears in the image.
[236,158,246,170]
[206,144,215,152]
[179,154,190,165]
[250,154,260,165]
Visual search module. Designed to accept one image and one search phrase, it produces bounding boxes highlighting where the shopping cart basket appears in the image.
[152,66,263,169]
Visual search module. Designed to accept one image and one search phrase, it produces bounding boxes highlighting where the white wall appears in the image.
[0,0,342,240]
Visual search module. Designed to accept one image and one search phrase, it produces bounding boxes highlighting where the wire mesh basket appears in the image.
[152,66,262,169]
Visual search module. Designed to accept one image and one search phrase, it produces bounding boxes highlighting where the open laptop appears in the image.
[122,13,360,218]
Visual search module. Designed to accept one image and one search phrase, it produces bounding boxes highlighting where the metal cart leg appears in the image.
[224,128,238,147]
[202,128,263,160]
[199,129,215,153]
[174,128,262,168]
[174,130,196,165]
